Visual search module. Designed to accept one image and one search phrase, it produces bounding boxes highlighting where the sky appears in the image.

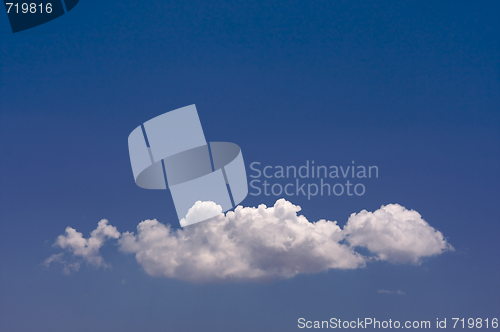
[0,1,499,331]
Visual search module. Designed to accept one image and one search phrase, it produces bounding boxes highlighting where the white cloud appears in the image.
[179,201,223,227]
[46,199,453,282]
[46,219,120,271]
[43,253,81,275]
[119,199,364,282]
[377,289,406,295]
[344,204,454,264]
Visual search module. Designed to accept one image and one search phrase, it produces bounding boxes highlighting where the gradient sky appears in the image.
[1,1,499,331]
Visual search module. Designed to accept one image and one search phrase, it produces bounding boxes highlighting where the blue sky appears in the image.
[0,1,499,331]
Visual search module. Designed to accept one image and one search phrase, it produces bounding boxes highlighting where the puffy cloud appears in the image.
[46,200,453,281]
[119,199,364,282]
[344,204,453,264]
[46,219,120,271]
[179,201,223,227]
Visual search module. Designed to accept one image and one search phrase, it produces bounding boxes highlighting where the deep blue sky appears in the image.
[1,1,499,331]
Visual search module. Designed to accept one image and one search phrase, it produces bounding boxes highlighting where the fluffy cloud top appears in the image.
[179,200,223,227]
[46,199,453,282]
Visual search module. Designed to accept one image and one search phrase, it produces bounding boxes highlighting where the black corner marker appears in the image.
[3,0,79,33]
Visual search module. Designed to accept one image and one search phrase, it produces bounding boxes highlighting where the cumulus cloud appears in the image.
[45,219,120,272]
[45,199,453,282]
[119,199,364,282]
[344,204,453,264]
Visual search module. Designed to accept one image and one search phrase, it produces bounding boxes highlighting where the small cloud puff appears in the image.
[179,200,223,227]
[43,253,80,275]
[377,289,406,295]
[44,219,119,272]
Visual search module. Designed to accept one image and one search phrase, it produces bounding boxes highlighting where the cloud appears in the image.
[46,199,453,282]
[179,201,223,227]
[344,204,454,264]
[377,289,406,295]
[43,253,81,275]
[119,199,365,282]
[45,219,120,272]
